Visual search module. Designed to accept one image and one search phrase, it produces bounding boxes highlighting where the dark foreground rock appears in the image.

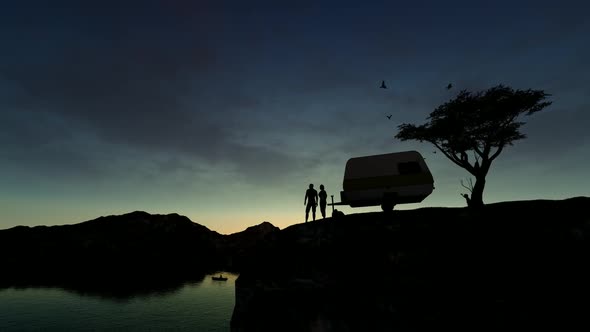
[231,197,590,331]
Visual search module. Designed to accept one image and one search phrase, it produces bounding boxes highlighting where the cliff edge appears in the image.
[231,197,590,331]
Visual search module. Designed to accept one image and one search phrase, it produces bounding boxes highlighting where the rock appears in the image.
[231,197,590,331]
[331,209,345,219]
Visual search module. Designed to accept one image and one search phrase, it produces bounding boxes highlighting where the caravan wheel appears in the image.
[381,199,395,212]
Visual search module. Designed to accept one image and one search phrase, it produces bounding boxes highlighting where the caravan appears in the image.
[331,151,435,211]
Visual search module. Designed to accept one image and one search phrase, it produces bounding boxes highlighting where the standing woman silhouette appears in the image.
[318,184,328,219]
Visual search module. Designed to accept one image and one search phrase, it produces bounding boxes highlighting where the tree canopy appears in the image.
[395,84,551,207]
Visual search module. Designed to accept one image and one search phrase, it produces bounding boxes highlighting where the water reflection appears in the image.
[4,274,208,302]
[4,271,242,302]
[61,274,209,302]
[0,272,239,331]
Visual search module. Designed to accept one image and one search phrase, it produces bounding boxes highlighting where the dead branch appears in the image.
[460,178,474,193]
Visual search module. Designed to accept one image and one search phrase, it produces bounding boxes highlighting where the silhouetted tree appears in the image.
[395,84,551,208]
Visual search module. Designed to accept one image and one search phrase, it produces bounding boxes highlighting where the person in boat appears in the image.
[304,184,318,222]
[318,184,328,219]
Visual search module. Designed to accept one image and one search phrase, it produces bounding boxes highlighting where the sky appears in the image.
[1,0,589,234]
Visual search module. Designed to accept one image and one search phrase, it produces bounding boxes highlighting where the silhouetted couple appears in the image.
[304,184,328,222]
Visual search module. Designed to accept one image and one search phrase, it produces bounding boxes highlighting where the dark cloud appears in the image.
[0,1,317,186]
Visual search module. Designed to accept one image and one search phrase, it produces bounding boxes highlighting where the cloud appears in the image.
[1,0,589,192]
[0,4,312,187]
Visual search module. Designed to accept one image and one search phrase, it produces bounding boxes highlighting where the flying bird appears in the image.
[386,115,392,120]
[380,80,387,89]
[446,83,453,90]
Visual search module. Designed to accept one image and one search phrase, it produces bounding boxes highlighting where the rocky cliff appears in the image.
[231,197,590,331]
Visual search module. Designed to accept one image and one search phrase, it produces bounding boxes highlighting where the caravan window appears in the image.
[398,161,421,175]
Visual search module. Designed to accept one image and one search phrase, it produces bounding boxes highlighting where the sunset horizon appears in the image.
[1,1,588,240]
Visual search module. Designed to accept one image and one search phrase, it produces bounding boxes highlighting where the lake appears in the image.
[0,272,238,331]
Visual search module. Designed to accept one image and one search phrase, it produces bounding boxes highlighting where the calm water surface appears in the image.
[0,272,238,331]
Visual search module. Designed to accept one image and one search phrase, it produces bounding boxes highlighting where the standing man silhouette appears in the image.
[318,184,328,219]
[304,184,318,222]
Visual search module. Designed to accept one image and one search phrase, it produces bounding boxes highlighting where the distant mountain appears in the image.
[0,211,279,287]
[222,221,281,271]
[225,222,280,251]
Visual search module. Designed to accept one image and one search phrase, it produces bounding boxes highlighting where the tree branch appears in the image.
[473,144,485,158]
[453,152,474,172]
[430,141,466,169]
[459,151,477,174]
[460,178,474,193]
[489,144,504,161]
[430,141,476,175]
[482,143,492,163]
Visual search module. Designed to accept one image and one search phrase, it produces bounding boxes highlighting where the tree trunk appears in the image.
[470,176,486,208]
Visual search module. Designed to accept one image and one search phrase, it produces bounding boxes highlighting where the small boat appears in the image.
[212,275,228,281]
